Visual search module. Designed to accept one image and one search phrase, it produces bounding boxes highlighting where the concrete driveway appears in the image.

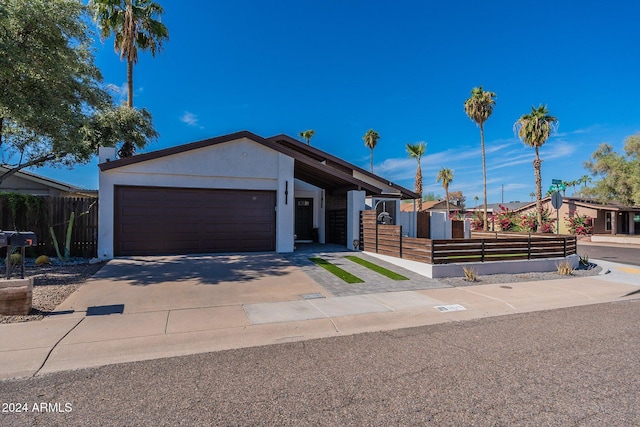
[57,253,331,315]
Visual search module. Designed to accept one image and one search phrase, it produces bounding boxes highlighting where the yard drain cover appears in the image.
[434,304,466,313]
[301,293,325,300]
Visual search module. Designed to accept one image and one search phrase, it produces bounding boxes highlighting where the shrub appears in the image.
[467,211,484,231]
[495,204,519,231]
[462,266,478,282]
[520,208,557,233]
[556,261,574,275]
[578,254,589,266]
[565,213,593,235]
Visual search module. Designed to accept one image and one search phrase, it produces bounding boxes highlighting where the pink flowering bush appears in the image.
[520,208,557,233]
[467,210,484,231]
[565,213,592,235]
[495,205,519,231]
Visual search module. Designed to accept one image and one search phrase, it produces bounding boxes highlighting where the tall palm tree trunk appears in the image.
[370,148,374,173]
[445,187,450,215]
[480,123,488,231]
[127,59,133,108]
[416,165,422,211]
[534,146,543,231]
[119,59,135,157]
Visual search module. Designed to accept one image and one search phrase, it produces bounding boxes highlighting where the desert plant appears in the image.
[556,261,574,276]
[49,211,75,262]
[462,266,478,282]
[578,254,589,267]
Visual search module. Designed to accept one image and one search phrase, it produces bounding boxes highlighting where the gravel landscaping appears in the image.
[0,260,106,324]
[437,263,602,287]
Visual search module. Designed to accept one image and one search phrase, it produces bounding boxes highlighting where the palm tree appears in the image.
[474,195,480,207]
[406,142,426,211]
[90,0,169,157]
[529,191,536,201]
[436,168,454,214]
[514,105,559,231]
[464,86,496,230]
[299,129,315,145]
[363,129,380,173]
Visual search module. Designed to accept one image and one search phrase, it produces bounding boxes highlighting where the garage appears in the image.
[114,186,276,256]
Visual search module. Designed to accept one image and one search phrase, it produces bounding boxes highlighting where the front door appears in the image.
[295,198,314,241]
[620,212,629,234]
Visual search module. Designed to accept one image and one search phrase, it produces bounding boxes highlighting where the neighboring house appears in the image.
[400,200,446,212]
[97,131,418,258]
[0,166,97,197]
[513,196,640,235]
[400,200,469,213]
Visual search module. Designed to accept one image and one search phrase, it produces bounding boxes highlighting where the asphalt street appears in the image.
[1,299,638,426]
[578,242,640,266]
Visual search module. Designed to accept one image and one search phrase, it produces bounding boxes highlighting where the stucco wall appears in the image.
[98,138,295,258]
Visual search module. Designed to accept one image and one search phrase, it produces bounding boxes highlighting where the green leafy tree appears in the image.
[363,129,380,173]
[436,168,454,213]
[583,134,640,205]
[90,0,168,157]
[579,174,592,191]
[299,129,315,145]
[514,105,558,232]
[0,0,157,185]
[423,192,441,201]
[406,142,426,211]
[464,86,496,230]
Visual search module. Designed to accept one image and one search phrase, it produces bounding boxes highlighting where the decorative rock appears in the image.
[0,277,34,315]
[35,255,51,265]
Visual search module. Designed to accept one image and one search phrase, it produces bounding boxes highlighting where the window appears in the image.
[605,212,612,231]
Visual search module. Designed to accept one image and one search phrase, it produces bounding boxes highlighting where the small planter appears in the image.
[0,277,34,315]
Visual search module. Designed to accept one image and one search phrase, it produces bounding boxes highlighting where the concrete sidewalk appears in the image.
[0,259,638,380]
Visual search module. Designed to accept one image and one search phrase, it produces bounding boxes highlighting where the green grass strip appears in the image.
[309,257,364,284]
[344,256,409,280]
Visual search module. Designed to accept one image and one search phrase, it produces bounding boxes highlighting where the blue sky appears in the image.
[40,0,640,204]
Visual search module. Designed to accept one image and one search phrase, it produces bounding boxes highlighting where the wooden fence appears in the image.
[360,210,576,265]
[0,195,98,258]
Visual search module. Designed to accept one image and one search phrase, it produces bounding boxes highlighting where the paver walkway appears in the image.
[283,243,448,296]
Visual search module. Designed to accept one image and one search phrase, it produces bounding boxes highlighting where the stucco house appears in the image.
[0,166,96,197]
[97,131,418,258]
[513,196,640,235]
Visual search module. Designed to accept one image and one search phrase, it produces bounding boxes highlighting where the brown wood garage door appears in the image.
[115,186,276,256]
